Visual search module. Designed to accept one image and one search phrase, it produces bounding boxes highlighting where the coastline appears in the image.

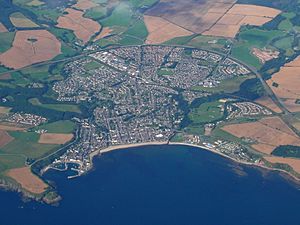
[89,141,300,183]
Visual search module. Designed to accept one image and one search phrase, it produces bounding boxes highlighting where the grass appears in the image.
[278,19,293,31]
[119,35,143,45]
[188,35,228,52]
[21,65,50,81]
[101,3,133,27]
[184,125,205,136]
[0,155,25,174]
[157,68,174,76]
[212,127,245,144]
[0,32,15,53]
[29,98,81,113]
[232,28,284,68]
[163,34,198,46]
[84,60,103,71]
[128,0,158,8]
[192,75,255,93]
[124,19,148,40]
[273,36,294,50]
[0,131,58,159]
[189,101,224,124]
[26,0,45,6]
[34,120,75,133]
[85,6,107,20]
[9,12,39,28]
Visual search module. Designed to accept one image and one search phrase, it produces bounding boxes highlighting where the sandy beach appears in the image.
[89,141,300,183]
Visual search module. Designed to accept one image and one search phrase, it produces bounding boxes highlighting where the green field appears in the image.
[188,35,228,52]
[232,28,284,69]
[157,68,174,76]
[0,32,15,53]
[192,75,255,93]
[189,101,225,124]
[0,155,25,174]
[128,0,158,8]
[85,6,107,20]
[163,34,198,46]
[124,19,148,40]
[29,98,81,113]
[34,120,75,133]
[119,35,143,45]
[0,131,58,160]
[101,3,134,28]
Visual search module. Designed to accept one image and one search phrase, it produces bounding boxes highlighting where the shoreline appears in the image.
[89,141,300,183]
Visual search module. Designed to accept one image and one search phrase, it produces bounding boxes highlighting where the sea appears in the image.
[1,144,300,225]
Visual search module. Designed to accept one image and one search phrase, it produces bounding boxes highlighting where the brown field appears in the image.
[0,30,61,69]
[264,156,300,174]
[74,0,98,11]
[0,106,11,114]
[10,13,39,28]
[267,57,300,112]
[93,27,113,41]
[222,116,300,154]
[38,133,74,144]
[252,48,279,64]
[145,0,280,38]
[56,8,101,44]
[6,167,48,194]
[0,73,12,80]
[255,96,282,113]
[0,22,8,32]
[144,15,194,44]
[228,4,280,17]
[204,4,281,38]
[145,0,235,33]
[0,124,26,131]
[203,24,240,38]
[0,130,14,148]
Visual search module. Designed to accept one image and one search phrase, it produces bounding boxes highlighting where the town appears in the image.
[49,45,259,175]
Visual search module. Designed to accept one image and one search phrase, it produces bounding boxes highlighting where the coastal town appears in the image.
[48,46,263,176]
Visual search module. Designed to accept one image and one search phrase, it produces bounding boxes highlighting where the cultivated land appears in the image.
[0,130,14,148]
[2,0,300,203]
[73,0,98,11]
[93,27,113,41]
[9,12,39,28]
[264,156,300,174]
[0,30,61,69]
[145,0,280,38]
[204,4,281,38]
[38,133,74,145]
[6,167,48,194]
[222,117,300,154]
[255,96,282,113]
[56,8,101,44]
[0,23,8,33]
[144,15,194,44]
[145,0,236,33]
[267,57,300,112]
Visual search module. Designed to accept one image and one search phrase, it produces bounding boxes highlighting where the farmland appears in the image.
[2,0,300,202]
[189,101,225,124]
[222,117,300,154]
[38,133,74,145]
[29,98,81,113]
[267,57,300,112]
[0,30,61,69]
[56,8,101,44]
[9,12,39,28]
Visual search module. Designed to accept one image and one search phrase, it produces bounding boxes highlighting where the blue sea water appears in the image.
[1,145,300,225]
